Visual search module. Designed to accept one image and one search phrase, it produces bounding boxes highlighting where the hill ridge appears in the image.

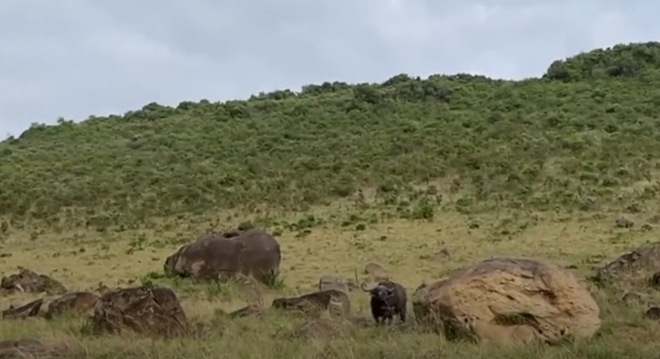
[2,41,660,223]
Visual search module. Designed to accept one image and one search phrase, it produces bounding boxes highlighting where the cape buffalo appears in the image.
[361,280,407,324]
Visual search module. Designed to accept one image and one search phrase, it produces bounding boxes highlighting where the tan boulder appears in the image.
[412,278,447,325]
[164,228,281,284]
[364,262,388,281]
[415,257,601,344]
[88,286,188,337]
[45,291,100,319]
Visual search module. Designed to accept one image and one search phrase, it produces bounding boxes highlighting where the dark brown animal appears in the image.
[362,281,407,324]
[271,289,351,318]
[164,228,281,284]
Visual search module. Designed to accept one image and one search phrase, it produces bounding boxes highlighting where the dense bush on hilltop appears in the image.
[544,41,660,81]
[2,42,660,223]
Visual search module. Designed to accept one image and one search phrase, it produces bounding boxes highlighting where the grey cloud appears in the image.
[1,0,659,136]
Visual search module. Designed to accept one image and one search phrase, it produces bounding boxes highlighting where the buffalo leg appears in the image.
[371,307,380,324]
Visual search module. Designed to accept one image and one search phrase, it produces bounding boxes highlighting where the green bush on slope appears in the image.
[2,42,660,221]
[544,41,660,81]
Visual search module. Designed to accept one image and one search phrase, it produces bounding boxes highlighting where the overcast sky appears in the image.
[1,0,658,137]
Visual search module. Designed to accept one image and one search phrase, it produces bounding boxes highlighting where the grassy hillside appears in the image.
[3,41,660,226]
[3,42,660,359]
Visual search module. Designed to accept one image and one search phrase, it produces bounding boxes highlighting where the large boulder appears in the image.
[0,268,66,295]
[88,286,188,337]
[164,228,281,284]
[415,257,601,345]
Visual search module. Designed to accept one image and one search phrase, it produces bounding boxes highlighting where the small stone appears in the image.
[615,217,634,228]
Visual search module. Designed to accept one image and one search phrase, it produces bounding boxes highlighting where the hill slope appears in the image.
[3,42,660,222]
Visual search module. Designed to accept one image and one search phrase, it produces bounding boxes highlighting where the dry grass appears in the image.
[2,204,660,358]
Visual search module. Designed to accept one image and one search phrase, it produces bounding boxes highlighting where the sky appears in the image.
[1,0,658,137]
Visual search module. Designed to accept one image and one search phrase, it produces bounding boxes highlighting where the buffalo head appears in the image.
[361,282,395,301]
